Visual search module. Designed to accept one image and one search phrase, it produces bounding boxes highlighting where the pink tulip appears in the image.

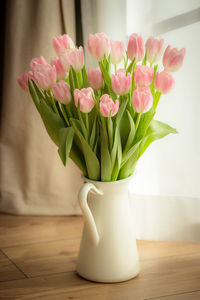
[134,65,154,86]
[145,37,164,64]
[111,69,131,95]
[52,34,75,55]
[30,56,47,71]
[131,86,153,113]
[32,64,56,90]
[17,71,34,92]
[67,46,84,72]
[88,67,104,90]
[110,40,125,64]
[50,57,66,81]
[52,80,71,104]
[60,51,71,73]
[74,88,95,113]
[163,45,186,72]
[88,32,110,61]
[154,70,174,94]
[99,94,119,117]
[127,34,144,62]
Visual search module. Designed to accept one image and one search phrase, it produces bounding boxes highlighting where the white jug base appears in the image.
[76,264,140,283]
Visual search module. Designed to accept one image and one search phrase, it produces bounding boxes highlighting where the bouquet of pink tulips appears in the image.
[18,33,185,181]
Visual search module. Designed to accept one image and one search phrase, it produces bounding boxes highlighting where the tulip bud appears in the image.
[50,57,66,81]
[111,69,131,95]
[145,37,164,64]
[127,34,144,62]
[154,70,174,94]
[110,40,125,64]
[52,80,71,104]
[52,34,75,55]
[163,46,186,72]
[67,46,84,72]
[131,86,153,113]
[88,32,110,61]
[17,71,34,92]
[88,67,104,90]
[60,51,71,73]
[32,64,56,90]
[99,94,119,117]
[30,56,47,71]
[134,65,154,87]
[74,88,95,113]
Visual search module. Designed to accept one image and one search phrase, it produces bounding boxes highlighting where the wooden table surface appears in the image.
[0,214,200,300]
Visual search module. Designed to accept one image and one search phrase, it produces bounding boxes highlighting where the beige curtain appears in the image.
[0,0,82,215]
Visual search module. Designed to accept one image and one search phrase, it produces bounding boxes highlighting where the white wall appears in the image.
[131,20,200,200]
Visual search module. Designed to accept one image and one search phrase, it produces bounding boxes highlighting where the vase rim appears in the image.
[82,174,134,185]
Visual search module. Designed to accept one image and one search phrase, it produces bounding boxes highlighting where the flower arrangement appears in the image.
[17,33,185,181]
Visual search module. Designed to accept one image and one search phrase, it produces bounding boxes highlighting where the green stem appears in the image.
[131,62,136,94]
[142,52,147,65]
[60,104,70,126]
[85,114,89,135]
[77,107,88,140]
[151,64,158,97]
[153,91,162,111]
[66,105,73,119]
[126,59,135,75]
[77,71,83,89]
[107,117,113,152]
[114,64,117,73]
[135,113,141,131]
[124,54,128,69]
[49,91,60,116]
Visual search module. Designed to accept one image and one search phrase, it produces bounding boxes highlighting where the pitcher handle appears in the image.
[78,182,103,247]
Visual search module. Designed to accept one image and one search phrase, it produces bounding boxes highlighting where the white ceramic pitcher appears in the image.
[76,176,140,283]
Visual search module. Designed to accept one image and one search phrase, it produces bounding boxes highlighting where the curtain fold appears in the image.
[0,0,82,215]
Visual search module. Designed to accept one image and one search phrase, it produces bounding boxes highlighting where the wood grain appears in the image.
[0,250,25,282]
[147,290,200,300]
[2,239,200,279]
[0,214,200,300]
[0,215,83,247]
[2,239,80,277]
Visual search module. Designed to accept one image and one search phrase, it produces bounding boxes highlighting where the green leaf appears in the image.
[107,117,113,151]
[28,80,41,112]
[32,80,45,101]
[134,107,155,143]
[141,53,147,65]
[69,67,76,92]
[123,110,135,154]
[71,66,79,89]
[121,141,141,167]
[119,110,130,149]
[138,120,178,158]
[89,116,97,150]
[99,61,117,100]
[119,146,139,180]
[39,101,66,146]
[100,118,112,181]
[58,127,74,165]
[116,98,128,126]
[69,146,87,176]
[71,118,100,180]
[111,131,122,181]
[77,71,83,89]
[126,60,135,74]
[111,99,128,168]
[77,108,88,141]
[82,65,89,88]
